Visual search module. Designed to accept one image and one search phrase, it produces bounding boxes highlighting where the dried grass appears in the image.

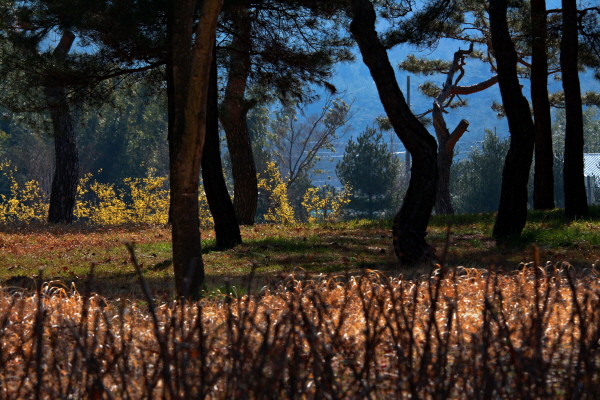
[0,260,599,399]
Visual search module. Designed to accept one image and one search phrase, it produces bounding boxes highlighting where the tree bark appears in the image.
[202,46,242,249]
[489,0,536,240]
[350,0,438,265]
[46,32,79,224]
[220,5,258,225]
[561,0,588,219]
[531,0,555,210]
[169,0,223,298]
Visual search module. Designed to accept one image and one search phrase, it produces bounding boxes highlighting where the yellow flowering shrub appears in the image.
[198,187,214,229]
[301,184,351,223]
[0,164,217,226]
[0,162,48,223]
[73,172,93,221]
[125,168,169,224]
[87,181,130,225]
[257,161,296,225]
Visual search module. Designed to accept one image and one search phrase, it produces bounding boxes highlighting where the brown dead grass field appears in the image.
[0,266,599,398]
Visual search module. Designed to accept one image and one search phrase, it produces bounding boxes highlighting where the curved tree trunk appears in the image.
[169,0,223,298]
[350,0,438,265]
[561,0,588,219]
[531,0,555,210]
[489,0,536,240]
[46,32,79,224]
[220,5,258,225]
[202,46,242,249]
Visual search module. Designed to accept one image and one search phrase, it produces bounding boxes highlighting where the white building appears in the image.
[584,153,600,205]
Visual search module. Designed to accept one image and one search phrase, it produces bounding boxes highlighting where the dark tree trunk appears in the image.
[46,32,79,224]
[202,46,242,249]
[561,0,588,219]
[350,0,438,265]
[489,0,536,240]
[168,0,223,298]
[531,0,555,210]
[435,129,456,215]
[220,6,258,226]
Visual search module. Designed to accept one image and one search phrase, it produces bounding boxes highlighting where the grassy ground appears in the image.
[2,207,600,299]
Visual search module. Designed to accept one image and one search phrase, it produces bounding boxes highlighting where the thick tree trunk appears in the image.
[531,0,555,210]
[489,0,536,240]
[561,0,588,219]
[220,6,258,225]
[46,32,78,224]
[350,0,438,265]
[202,46,242,249]
[169,0,223,298]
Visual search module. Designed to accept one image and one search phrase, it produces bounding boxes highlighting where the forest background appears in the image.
[2,15,599,219]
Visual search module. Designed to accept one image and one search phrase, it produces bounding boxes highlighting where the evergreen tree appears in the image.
[395,0,600,215]
[336,127,401,218]
[77,83,168,184]
[0,0,166,223]
[202,46,241,249]
[450,131,509,214]
[167,0,222,297]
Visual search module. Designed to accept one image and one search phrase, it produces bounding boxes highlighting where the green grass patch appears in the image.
[3,209,600,298]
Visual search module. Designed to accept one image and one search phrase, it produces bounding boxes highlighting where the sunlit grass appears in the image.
[3,207,600,299]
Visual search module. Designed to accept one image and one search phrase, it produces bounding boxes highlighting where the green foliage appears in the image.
[247,105,273,180]
[0,82,168,192]
[552,107,600,153]
[450,130,510,214]
[392,0,600,121]
[398,54,452,76]
[77,83,168,184]
[335,126,401,218]
[0,111,54,194]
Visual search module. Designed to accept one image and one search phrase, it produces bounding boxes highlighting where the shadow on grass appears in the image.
[428,206,600,270]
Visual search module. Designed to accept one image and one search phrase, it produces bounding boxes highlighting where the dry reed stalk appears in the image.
[0,264,599,398]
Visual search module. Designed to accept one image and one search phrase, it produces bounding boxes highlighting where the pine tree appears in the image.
[336,127,401,218]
